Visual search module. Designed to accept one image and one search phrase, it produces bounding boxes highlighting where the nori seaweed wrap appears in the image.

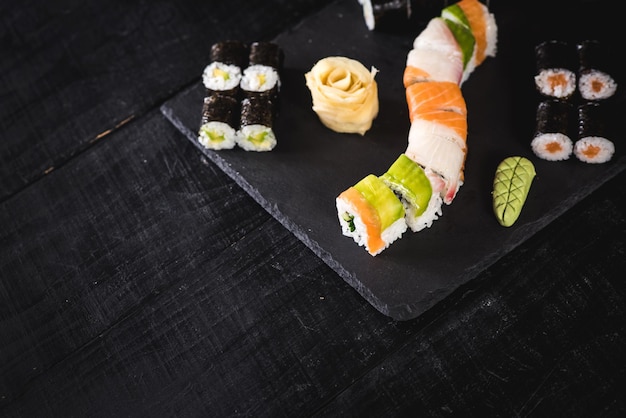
[248,41,283,71]
[358,0,413,32]
[210,40,249,69]
[201,93,239,128]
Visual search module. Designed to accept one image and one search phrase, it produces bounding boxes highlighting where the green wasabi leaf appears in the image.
[492,156,536,227]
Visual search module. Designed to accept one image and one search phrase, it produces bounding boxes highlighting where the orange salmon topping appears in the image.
[403,66,431,88]
[406,81,467,120]
[591,80,605,93]
[548,73,568,89]
[545,141,563,153]
[581,144,601,158]
[458,0,488,64]
[412,109,468,142]
[338,187,384,255]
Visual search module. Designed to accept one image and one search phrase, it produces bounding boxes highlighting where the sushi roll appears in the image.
[441,3,477,82]
[357,0,413,32]
[248,41,283,70]
[198,93,240,150]
[336,174,407,256]
[210,40,249,70]
[240,64,281,100]
[574,102,615,163]
[531,99,574,161]
[534,40,577,99]
[202,62,242,97]
[380,154,442,232]
[405,118,466,204]
[404,47,464,85]
[577,40,618,101]
[236,95,277,152]
[405,80,467,119]
[412,17,464,59]
[454,0,498,67]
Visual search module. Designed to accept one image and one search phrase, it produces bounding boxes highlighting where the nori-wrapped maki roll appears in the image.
[577,40,618,101]
[241,41,283,105]
[358,0,413,33]
[248,41,283,70]
[531,99,574,161]
[534,40,577,99]
[202,41,249,97]
[198,93,240,150]
[236,95,277,152]
[574,102,615,163]
[210,40,249,69]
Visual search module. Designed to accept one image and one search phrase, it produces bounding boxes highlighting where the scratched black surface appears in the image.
[162,0,626,320]
[1,1,625,417]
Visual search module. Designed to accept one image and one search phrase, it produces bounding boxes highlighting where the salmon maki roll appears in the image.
[531,99,574,161]
[336,174,407,256]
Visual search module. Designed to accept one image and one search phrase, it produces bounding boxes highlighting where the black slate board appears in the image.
[161,0,625,320]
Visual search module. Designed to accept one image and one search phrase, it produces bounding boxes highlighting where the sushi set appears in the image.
[531,39,617,164]
[161,0,625,320]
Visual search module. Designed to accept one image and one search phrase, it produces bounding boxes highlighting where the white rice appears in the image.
[578,70,618,100]
[336,196,407,256]
[483,8,498,59]
[574,136,615,163]
[236,124,277,152]
[357,0,376,31]
[534,69,577,98]
[202,62,242,92]
[531,133,573,161]
[198,122,237,150]
[240,65,280,92]
[405,191,443,232]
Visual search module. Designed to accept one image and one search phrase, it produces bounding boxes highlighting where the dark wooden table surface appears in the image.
[2,1,625,417]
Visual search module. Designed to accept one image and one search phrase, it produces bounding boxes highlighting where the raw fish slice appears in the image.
[403,65,431,87]
[413,17,464,62]
[404,48,464,85]
[411,108,467,145]
[406,81,467,119]
[406,119,465,204]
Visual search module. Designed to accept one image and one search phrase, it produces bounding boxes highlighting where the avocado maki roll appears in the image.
[198,93,239,150]
[236,95,277,152]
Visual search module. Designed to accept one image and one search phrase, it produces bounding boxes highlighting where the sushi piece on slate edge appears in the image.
[198,93,240,150]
